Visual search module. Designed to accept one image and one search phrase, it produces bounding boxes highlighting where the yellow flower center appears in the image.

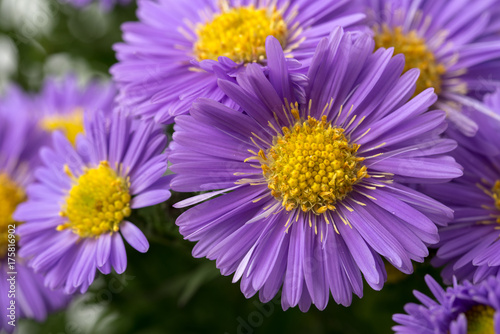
[260,115,368,214]
[58,161,131,238]
[374,25,446,95]
[492,180,500,223]
[193,5,288,63]
[40,108,84,145]
[464,304,495,334]
[0,173,25,258]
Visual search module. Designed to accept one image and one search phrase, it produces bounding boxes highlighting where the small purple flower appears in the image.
[15,110,172,294]
[393,275,500,334]
[111,0,367,124]
[36,75,116,145]
[169,28,462,311]
[423,89,500,284]
[0,87,70,332]
[59,0,132,11]
[357,0,500,136]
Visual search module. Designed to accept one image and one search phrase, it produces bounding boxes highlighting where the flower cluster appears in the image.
[111,0,367,123]
[424,89,500,284]
[360,0,500,135]
[394,275,500,333]
[2,0,500,332]
[169,29,462,310]
[0,76,171,330]
[15,110,172,294]
[0,88,70,332]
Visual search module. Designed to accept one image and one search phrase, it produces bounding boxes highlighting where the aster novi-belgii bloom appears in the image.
[169,27,462,311]
[422,89,500,284]
[59,0,132,11]
[393,275,500,333]
[445,89,500,157]
[36,74,116,145]
[0,88,70,332]
[111,0,367,124]
[358,0,500,136]
[14,110,172,294]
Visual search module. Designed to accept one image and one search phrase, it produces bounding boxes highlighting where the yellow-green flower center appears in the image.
[193,5,288,63]
[492,180,500,223]
[374,24,446,95]
[260,115,368,214]
[58,161,131,238]
[0,173,25,258]
[40,108,84,145]
[464,304,495,334]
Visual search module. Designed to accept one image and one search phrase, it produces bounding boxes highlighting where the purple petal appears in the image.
[96,233,112,267]
[111,232,127,274]
[120,221,149,253]
[131,188,171,209]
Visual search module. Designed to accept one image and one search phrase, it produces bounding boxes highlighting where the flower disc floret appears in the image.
[58,161,131,238]
[465,304,495,334]
[0,173,25,257]
[40,108,84,145]
[193,6,287,63]
[492,181,500,214]
[374,25,446,95]
[261,115,368,214]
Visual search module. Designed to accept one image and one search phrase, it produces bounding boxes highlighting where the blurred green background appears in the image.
[0,1,442,333]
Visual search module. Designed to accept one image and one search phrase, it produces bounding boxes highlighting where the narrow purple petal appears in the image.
[120,221,149,253]
[111,232,127,274]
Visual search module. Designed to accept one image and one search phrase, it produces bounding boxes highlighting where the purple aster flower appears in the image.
[59,0,132,11]
[169,27,462,311]
[14,110,172,294]
[357,0,500,136]
[36,75,117,146]
[422,89,500,284]
[111,0,367,124]
[0,88,70,332]
[446,89,500,157]
[393,275,500,333]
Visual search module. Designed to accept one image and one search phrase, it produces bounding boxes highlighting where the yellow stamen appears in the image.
[0,173,26,258]
[260,115,369,215]
[40,108,84,145]
[374,24,446,95]
[193,5,288,63]
[58,161,131,238]
[465,304,495,334]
